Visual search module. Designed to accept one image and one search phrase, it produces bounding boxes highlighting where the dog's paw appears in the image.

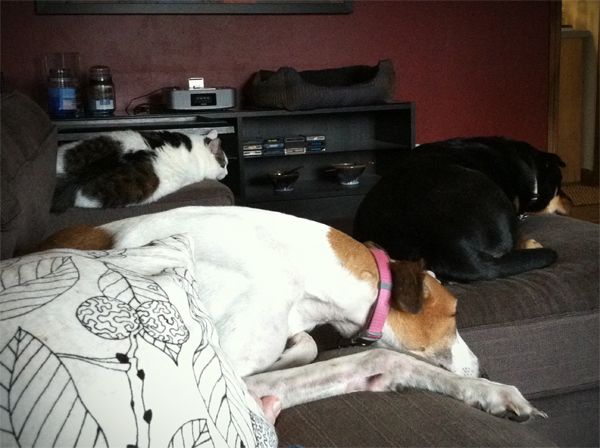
[251,394,281,425]
[518,238,544,250]
[465,379,548,422]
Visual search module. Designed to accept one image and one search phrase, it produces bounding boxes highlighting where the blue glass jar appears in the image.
[47,68,79,119]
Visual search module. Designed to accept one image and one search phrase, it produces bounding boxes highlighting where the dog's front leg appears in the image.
[245,349,547,422]
[262,331,318,372]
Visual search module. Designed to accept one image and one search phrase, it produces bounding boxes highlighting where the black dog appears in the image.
[354,137,567,282]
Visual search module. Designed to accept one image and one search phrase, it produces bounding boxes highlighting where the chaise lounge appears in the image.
[2,89,598,447]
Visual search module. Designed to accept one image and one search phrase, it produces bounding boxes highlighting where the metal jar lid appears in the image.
[89,65,112,81]
[48,68,74,80]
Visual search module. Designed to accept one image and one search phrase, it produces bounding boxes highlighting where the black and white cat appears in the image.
[52,129,228,212]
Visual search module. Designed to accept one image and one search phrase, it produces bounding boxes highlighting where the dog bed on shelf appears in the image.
[244,59,395,111]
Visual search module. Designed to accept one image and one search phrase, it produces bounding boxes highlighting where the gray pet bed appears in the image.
[245,59,395,111]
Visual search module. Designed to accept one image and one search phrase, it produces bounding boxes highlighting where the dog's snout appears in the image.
[449,332,480,378]
[479,369,490,380]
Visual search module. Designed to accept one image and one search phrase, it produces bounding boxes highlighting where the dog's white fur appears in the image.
[70,206,545,422]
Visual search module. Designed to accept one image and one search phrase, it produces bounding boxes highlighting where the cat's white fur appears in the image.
[73,194,102,208]
[56,129,228,208]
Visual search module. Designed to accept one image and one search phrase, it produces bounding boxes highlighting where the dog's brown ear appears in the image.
[389,259,425,314]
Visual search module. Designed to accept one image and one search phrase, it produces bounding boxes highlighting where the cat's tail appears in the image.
[51,176,80,213]
[52,136,123,212]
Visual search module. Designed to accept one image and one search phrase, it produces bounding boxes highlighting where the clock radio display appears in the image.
[191,93,217,106]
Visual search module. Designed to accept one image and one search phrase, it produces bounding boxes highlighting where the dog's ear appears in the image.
[389,259,425,314]
[542,152,566,168]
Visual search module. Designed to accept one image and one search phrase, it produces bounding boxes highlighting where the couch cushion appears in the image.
[302,214,597,446]
[45,180,234,237]
[452,215,598,327]
[1,90,57,259]
[0,234,275,447]
[276,390,556,447]
[529,387,599,447]
[449,215,599,396]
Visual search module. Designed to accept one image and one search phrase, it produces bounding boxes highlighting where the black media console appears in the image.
[53,103,415,233]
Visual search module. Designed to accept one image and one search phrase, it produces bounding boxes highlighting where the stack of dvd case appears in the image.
[305,135,326,152]
[242,134,326,157]
[284,136,306,155]
[263,137,285,155]
[242,139,263,157]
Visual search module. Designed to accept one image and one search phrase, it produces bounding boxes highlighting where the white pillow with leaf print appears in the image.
[0,234,276,448]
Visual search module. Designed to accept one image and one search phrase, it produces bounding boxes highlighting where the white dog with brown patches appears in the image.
[40,206,546,424]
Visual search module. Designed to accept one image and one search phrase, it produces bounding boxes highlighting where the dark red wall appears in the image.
[1,1,551,147]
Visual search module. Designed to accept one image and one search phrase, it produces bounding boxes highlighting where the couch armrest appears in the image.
[1,90,57,259]
[45,179,234,237]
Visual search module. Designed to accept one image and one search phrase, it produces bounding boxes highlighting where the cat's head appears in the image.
[204,129,228,180]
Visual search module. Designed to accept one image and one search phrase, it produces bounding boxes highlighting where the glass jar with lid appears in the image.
[47,68,80,119]
[87,65,115,116]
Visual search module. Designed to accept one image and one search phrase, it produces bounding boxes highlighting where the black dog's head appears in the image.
[515,142,568,214]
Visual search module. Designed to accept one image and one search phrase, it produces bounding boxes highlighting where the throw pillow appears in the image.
[0,234,276,447]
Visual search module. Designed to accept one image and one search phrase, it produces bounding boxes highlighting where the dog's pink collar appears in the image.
[354,246,392,344]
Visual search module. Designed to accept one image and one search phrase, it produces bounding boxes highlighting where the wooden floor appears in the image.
[563,183,600,224]
[569,203,599,223]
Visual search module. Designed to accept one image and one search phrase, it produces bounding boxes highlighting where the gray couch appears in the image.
[2,90,598,447]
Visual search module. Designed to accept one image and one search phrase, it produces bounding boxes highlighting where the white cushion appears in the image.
[0,235,276,447]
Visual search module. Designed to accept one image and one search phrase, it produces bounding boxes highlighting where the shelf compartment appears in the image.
[242,141,410,158]
[247,194,366,234]
[238,109,412,156]
[244,175,380,203]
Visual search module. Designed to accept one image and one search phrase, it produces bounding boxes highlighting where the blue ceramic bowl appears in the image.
[270,170,300,192]
[332,163,366,186]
